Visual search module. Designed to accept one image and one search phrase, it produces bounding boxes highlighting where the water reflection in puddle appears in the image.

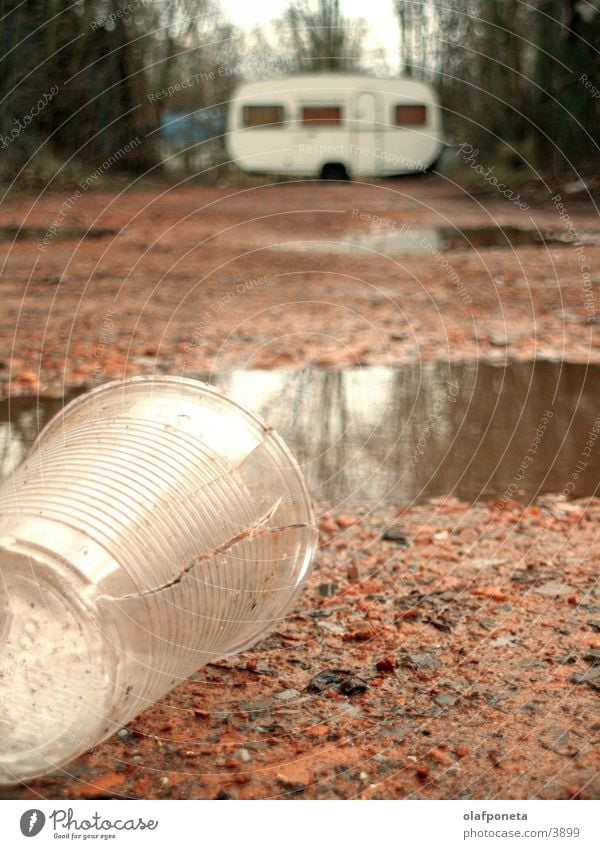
[278,225,600,255]
[1,361,599,508]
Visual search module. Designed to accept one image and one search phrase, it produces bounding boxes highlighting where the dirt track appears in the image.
[1,176,599,800]
[0,175,599,396]
[4,498,600,801]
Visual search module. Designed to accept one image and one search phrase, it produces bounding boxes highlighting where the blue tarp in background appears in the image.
[160,110,226,147]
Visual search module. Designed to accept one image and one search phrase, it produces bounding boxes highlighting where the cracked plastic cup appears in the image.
[0,376,317,783]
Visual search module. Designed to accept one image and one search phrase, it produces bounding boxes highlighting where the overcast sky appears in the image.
[220,0,401,72]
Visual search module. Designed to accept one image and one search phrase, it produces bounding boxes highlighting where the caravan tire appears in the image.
[320,162,349,181]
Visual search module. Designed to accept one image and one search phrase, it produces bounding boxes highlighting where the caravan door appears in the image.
[351,91,384,177]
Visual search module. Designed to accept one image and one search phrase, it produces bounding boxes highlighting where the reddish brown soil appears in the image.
[4,496,600,800]
[1,177,599,799]
[0,176,598,397]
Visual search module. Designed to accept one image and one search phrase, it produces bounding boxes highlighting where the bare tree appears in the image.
[393,0,599,171]
[0,0,241,180]
[279,0,366,72]
[0,0,159,175]
[130,0,241,174]
[532,0,600,170]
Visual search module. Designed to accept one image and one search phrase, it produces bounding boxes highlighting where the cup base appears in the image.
[0,543,116,784]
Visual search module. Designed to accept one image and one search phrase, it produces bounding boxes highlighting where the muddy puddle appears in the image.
[1,361,599,508]
[279,225,600,255]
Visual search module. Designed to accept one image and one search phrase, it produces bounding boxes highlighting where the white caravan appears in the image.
[227,74,443,179]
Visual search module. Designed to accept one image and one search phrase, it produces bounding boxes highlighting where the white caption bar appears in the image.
[0,799,598,848]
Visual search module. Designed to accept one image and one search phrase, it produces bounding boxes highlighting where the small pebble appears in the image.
[382,524,409,545]
[276,688,300,701]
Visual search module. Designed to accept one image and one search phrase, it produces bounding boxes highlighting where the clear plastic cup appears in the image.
[0,376,317,784]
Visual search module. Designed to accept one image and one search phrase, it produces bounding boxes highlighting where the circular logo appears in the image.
[20,810,45,837]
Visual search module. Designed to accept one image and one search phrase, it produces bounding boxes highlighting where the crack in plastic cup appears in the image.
[0,376,317,783]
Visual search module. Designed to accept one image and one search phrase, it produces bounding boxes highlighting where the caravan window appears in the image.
[395,104,427,126]
[302,106,343,126]
[243,105,285,127]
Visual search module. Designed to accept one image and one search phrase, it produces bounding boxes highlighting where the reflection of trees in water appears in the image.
[263,365,476,506]
[257,363,600,507]
[0,399,63,482]
[341,364,451,505]
[393,362,600,503]
[3,368,598,506]
[270,370,352,505]
[381,361,598,504]
[343,362,478,505]
[0,423,23,480]
[443,362,599,502]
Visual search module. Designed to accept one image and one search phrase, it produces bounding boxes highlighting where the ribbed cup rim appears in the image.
[33,375,315,524]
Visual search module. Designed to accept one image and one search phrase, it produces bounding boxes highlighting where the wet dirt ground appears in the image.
[0,175,599,395]
[1,176,599,799]
[4,497,599,801]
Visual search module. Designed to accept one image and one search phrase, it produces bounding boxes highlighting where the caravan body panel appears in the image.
[227,74,443,178]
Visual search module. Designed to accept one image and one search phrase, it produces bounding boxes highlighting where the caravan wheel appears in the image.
[320,162,349,181]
